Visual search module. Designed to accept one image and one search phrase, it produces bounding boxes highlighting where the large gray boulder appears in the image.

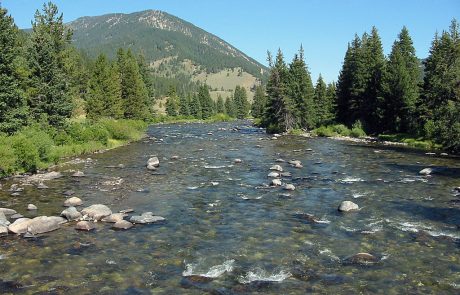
[0,208,17,216]
[61,207,82,221]
[75,221,95,231]
[64,197,82,207]
[0,211,10,227]
[147,157,160,170]
[26,216,66,235]
[81,204,112,221]
[8,218,31,234]
[338,201,359,212]
[0,225,7,236]
[130,212,165,224]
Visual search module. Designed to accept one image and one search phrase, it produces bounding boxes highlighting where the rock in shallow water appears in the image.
[338,201,359,212]
[102,213,126,223]
[0,226,7,236]
[130,212,165,224]
[27,204,37,211]
[75,221,95,231]
[61,207,82,221]
[270,165,283,172]
[112,220,133,230]
[146,157,160,170]
[342,253,379,265]
[81,204,112,221]
[0,212,10,226]
[419,167,433,175]
[0,208,16,216]
[64,197,82,207]
[284,184,296,191]
[72,171,85,177]
[26,216,66,235]
[8,218,31,234]
[271,179,282,186]
[268,172,280,178]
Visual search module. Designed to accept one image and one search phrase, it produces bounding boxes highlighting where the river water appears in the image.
[0,121,459,294]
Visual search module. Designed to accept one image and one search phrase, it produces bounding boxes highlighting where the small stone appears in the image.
[440,153,448,156]
[270,165,283,172]
[62,190,75,196]
[284,184,296,191]
[275,159,285,163]
[343,253,379,265]
[210,182,219,186]
[419,168,433,175]
[61,207,82,221]
[64,197,82,207]
[81,204,112,221]
[27,204,38,211]
[234,159,242,164]
[338,201,359,212]
[0,211,10,226]
[10,213,23,219]
[75,221,95,231]
[37,182,49,189]
[102,213,126,223]
[268,172,280,178]
[280,172,292,177]
[112,220,133,230]
[147,157,160,170]
[171,155,179,160]
[289,160,302,166]
[72,171,85,177]
[26,216,66,235]
[271,179,282,186]
[130,213,165,224]
[119,208,134,214]
[294,163,303,168]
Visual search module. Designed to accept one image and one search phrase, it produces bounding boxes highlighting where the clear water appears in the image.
[0,121,459,294]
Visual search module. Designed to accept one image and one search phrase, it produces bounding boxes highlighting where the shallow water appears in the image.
[0,121,459,294]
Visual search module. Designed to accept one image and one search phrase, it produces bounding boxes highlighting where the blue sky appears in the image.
[2,0,459,82]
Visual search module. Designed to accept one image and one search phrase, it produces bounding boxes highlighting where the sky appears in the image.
[2,0,459,82]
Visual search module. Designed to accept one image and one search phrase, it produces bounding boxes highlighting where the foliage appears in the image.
[350,120,367,138]
[251,85,266,118]
[197,85,214,119]
[233,85,250,118]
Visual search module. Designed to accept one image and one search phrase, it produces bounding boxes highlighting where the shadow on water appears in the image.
[384,163,460,177]
[391,200,460,228]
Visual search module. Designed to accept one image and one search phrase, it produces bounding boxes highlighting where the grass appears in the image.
[0,119,147,177]
[378,134,441,150]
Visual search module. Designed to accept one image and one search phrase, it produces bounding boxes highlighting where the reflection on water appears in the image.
[0,120,459,294]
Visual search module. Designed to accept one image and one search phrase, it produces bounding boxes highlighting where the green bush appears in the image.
[314,126,337,137]
[19,125,55,162]
[350,121,366,138]
[11,134,40,172]
[332,124,351,136]
[0,136,17,176]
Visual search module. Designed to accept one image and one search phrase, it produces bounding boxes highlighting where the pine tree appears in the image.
[313,74,328,127]
[262,49,295,132]
[0,5,28,133]
[117,49,149,120]
[137,53,155,116]
[27,2,73,128]
[216,94,225,114]
[62,47,89,118]
[325,82,337,124]
[288,46,316,129]
[179,93,190,116]
[251,85,266,118]
[383,27,421,133]
[198,85,214,119]
[165,86,179,116]
[189,93,202,119]
[233,85,250,118]
[225,95,236,117]
[86,54,123,120]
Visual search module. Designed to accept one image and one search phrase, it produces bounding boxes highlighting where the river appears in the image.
[0,121,459,294]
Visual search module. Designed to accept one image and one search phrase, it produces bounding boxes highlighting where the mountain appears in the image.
[69,10,267,99]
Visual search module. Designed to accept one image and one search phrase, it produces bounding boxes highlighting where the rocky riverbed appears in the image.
[0,120,459,294]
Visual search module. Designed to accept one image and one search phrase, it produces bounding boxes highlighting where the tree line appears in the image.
[256,21,460,152]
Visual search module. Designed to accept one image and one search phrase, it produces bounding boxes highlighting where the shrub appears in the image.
[350,121,366,138]
[11,134,40,172]
[0,136,17,176]
[314,126,337,137]
[19,125,55,162]
[332,124,351,136]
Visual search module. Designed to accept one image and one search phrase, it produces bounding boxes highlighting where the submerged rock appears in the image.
[61,207,82,221]
[72,171,85,177]
[338,201,359,212]
[270,165,283,172]
[27,204,38,211]
[343,253,379,265]
[81,204,112,221]
[64,197,82,207]
[27,216,66,235]
[75,221,95,231]
[130,212,165,224]
[36,182,49,189]
[268,172,280,178]
[147,157,160,170]
[271,179,282,186]
[25,171,62,182]
[102,213,126,223]
[112,220,133,230]
[280,172,292,177]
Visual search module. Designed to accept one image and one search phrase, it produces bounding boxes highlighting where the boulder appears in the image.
[81,204,112,221]
[64,197,82,207]
[0,225,7,236]
[27,204,38,211]
[0,208,17,216]
[289,160,302,166]
[0,211,10,226]
[130,212,165,224]
[8,218,31,234]
[271,179,282,186]
[26,171,62,182]
[26,216,66,235]
[268,172,280,178]
[112,220,133,230]
[234,159,242,164]
[61,207,82,221]
[419,168,433,175]
[10,213,23,219]
[284,184,296,191]
[75,221,95,231]
[338,201,359,212]
[343,253,379,265]
[147,157,160,170]
[72,171,85,177]
[269,165,283,172]
[102,213,126,223]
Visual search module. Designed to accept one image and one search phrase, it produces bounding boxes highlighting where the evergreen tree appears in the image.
[189,93,202,119]
[27,2,72,128]
[62,47,89,118]
[262,49,295,132]
[216,94,225,114]
[251,85,266,118]
[198,85,214,119]
[288,46,316,129]
[0,5,28,133]
[313,74,328,127]
[179,93,190,116]
[233,85,250,118]
[383,27,421,133]
[325,81,337,124]
[117,48,149,120]
[137,53,155,115]
[225,95,236,118]
[86,54,123,120]
[165,86,179,116]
